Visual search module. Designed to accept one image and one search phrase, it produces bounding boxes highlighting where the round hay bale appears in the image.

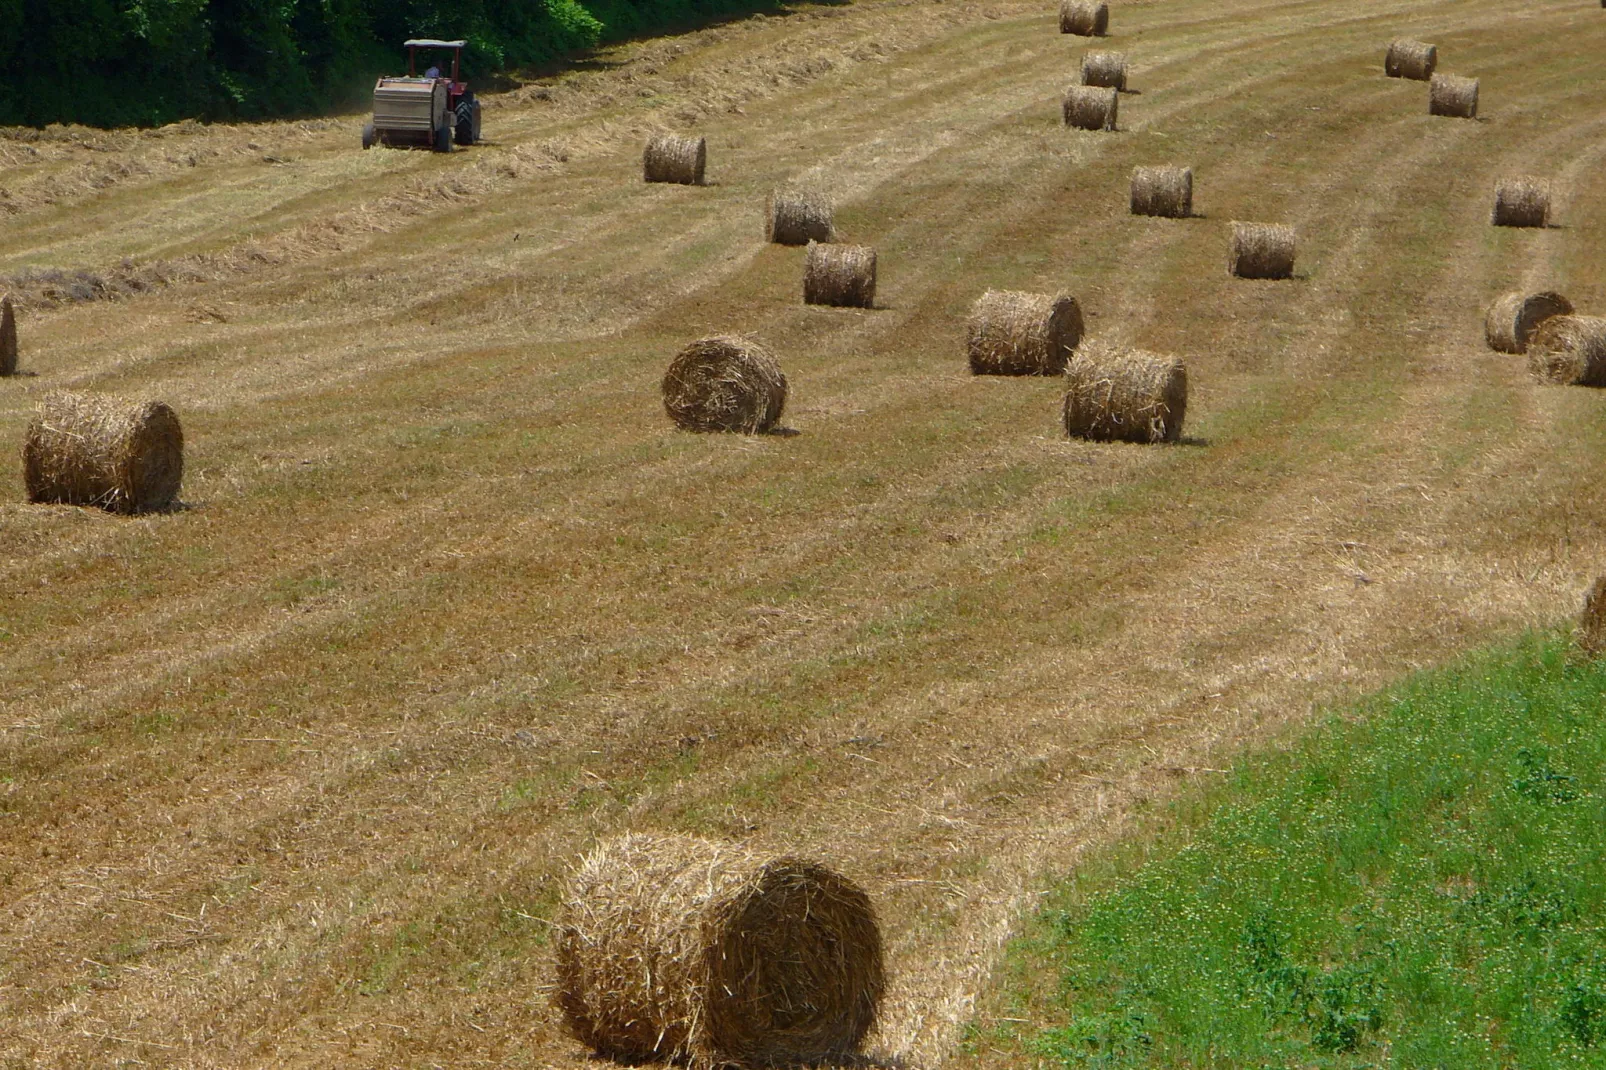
[643,133,706,185]
[662,335,788,433]
[766,189,835,246]
[1130,165,1193,218]
[1429,73,1478,118]
[23,391,183,514]
[1059,0,1108,36]
[1527,315,1606,387]
[0,296,16,377]
[1081,50,1128,90]
[967,290,1084,376]
[1579,576,1606,656]
[553,833,885,1067]
[1484,291,1572,354]
[1229,222,1296,280]
[1063,85,1118,131]
[1062,343,1187,443]
[803,242,876,309]
[1492,177,1551,228]
[1384,39,1437,80]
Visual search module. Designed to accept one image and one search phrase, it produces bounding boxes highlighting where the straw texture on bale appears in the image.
[1491,177,1551,228]
[0,296,15,376]
[766,189,835,246]
[1063,85,1118,131]
[1130,166,1193,218]
[1384,39,1437,80]
[1484,291,1572,354]
[1579,576,1606,656]
[803,242,876,309]
[1063,343,1188,443]
[554,834,885,1067]
[1527,316,1606,387]
[1429,73,1478,118]
[1229,222,1296,279]
[1059,0,1108,35]
[1081,50,1128,90]
[643,133,706,185]
[23,391,183,513]
[967,290,1084,376]
[662,335,788,433]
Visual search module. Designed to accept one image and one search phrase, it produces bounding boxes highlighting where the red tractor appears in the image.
[363,40,482,152]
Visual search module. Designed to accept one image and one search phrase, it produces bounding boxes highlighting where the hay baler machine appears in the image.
[362,40,482,152]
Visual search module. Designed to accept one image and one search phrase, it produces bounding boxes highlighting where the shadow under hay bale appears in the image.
[1063,343,1187,443]
[1131,166,1193,218]
[662,335,788,433]
[23,391,183,513]
[1229,222,1296,279]
[1081,50,1128,90]
[643,133,706,185]
[1385,39,1437,80]
[804,242,876,309]
[766,189,835,246]
[554,833,885,1068]
[1492,177,1551,228]
[1429,73,1478,118]
[0,297,15,376]
[1060,0,1108,35]
[1580,576,1606,656]
[1484,291,1571,354]
[967,290,1084,376]
[1063,85,1118,131]
[1528,315,1606,386]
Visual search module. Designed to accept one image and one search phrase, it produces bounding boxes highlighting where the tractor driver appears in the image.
[424,61,442,79]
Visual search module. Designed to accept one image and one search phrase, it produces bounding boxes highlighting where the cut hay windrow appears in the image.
[766,188,835,246]
[23,391,183,513]
[1527,315,1606,387]
[1063,85,1118,131]
[1580,576,1606,656]
[1429,73,1478,118]
[1484,291,1571,354]
[1384,39,1437,80]
[662,335,788,433]
[1059,0,1108,35]
[643,133,706,185]
[0,296,16,376]
[803,242,876,309]
[1130,166,1193,218]
[1229,222,1296,279]
[1081,50,1128,90]
[967,290,1084,376]
[1491,177,1551,228]
[554,833,885,1067]
[1062,342,1188,443]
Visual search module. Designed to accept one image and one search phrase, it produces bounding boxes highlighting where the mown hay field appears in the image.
[2,0,1605,1065]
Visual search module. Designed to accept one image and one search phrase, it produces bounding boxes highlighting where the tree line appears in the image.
[0,0,788,128]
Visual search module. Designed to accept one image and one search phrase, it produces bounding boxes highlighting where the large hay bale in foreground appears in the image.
[23,391,183,513]
[1063,343,1187,443]
[1081,50,1128,90]
[1131,166,1193,218]
[1491,177,1551,228]
[662,335,788,433]
[1429,73,1478,118]
[1527,315,1606,387]
[967,290,1084,376]
[766,189,835,246]
[643,133,706,185]
[1063,85,1118,131]
[0,296,15,376]
[554,834,885,1067]
[1484,291,1572,354]
[804,242,876,309]
[1059,0,1108,35]
[1384,39,1437,80]
[1229,222,1296,279]
[1579,576,1606,656]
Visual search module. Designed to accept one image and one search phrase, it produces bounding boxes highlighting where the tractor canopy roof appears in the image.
[404,40,467,50]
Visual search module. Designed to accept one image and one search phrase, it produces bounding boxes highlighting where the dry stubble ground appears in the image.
[2,0,1605,1066]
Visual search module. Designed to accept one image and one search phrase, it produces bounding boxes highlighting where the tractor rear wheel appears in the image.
[362,123,376,150]
[434,122,453,153]
[454,98,480,146]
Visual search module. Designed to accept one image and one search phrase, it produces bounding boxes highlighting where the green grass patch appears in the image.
[994,636,1606,1069]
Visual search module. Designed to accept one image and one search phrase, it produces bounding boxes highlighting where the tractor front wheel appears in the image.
[455,98,481,146]
[434,122,453,153]
[362,123,376,150]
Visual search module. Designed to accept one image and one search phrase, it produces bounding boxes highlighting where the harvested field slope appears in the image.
[3,0,1606,1067]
